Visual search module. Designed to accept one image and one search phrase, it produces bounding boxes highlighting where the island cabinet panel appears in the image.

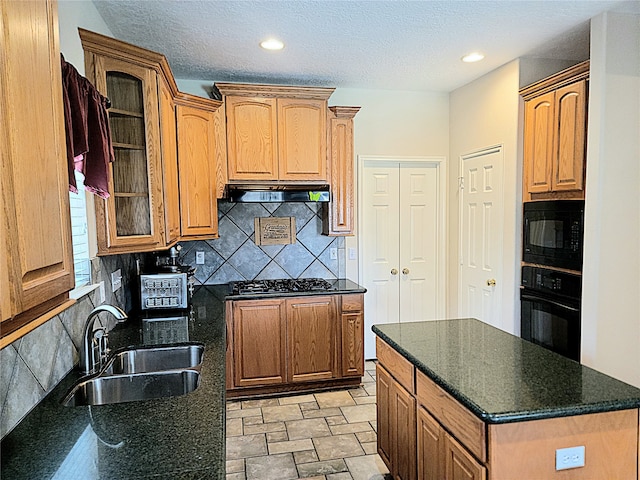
[377,364,417,480]
[445,435,486,480]
[286,296,338,382]
[232,299,286,387]
[487,409,639,480]
[376,337,415,394]
[417,406,444,480]
[416,370,486,463]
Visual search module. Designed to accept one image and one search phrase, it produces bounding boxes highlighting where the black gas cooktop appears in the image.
[230,278,333,295]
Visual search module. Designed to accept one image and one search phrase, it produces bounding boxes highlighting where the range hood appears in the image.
[227,184,331,203]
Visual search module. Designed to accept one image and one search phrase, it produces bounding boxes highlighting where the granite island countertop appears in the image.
[373,318,640,424]
[1,285,229,480]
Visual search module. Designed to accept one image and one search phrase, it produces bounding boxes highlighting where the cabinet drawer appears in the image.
[416,370,486,463]
[376,337,414,394]
[341,294,363,312]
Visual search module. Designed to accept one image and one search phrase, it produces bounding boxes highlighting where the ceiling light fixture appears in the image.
[461,52,485,63]
[260,38,284,51]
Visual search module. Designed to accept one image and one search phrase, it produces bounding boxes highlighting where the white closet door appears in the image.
[362,160,442,359]
[399,164,440,322]
[362,163,401,360]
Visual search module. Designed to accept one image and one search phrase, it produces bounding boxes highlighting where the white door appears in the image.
[458,146,504,329]
[361,158,445,359]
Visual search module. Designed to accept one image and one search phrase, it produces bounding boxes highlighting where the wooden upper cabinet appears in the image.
[524,91,555,194]
[521,61,588,201]
[553,80,586,192]
[175,97,220,239]
[81,32,166,254]
[216,83,335,184]
[158,75,180,245]
[80,29,224,252]
[225,96,278,180]
[1,0,75,333]
[323,106,360,236]
[277,98,327,180]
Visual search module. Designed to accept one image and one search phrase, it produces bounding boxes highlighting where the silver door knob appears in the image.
[486,279,496,287]
[402,268,410,275]
[391,269,398,275]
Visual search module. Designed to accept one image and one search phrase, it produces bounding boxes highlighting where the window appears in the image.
[69,170,91,287]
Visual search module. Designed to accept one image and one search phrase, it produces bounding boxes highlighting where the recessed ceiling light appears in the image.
[461,52,485,63]
[260,38,284,51]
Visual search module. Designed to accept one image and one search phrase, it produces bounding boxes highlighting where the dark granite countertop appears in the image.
[1,285,228,480]
[224,278,366,301]
[373,318,640,424]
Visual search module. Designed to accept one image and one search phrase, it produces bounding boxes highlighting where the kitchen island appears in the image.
[1,285,229,480]
[373,319,640,480]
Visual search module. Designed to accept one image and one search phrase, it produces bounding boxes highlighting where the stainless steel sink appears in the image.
[62,369,201,407]
[102,344,205,375]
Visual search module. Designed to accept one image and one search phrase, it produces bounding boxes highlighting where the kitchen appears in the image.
[2,1,640,479]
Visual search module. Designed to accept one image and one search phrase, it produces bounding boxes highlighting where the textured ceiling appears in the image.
[92,0,636,92]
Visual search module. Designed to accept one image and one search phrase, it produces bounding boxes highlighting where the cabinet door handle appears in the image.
[391,269,398,275]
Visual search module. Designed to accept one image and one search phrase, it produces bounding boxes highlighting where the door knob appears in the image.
[486,279,496,287]
[402,268,410,275]
[391,269,398,275]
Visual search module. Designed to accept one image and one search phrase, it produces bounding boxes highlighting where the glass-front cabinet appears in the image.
[81,34,166,254]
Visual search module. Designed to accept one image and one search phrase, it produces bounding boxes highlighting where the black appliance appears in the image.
[523,200,584,271]
[231,278,333,295]
[520,266,582,361]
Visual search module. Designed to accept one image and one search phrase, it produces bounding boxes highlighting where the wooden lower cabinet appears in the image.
[232,299,286,387]
[227,293,364,397]
[286,296,338,383]
[377,364,417,480]
[445,435,486,480]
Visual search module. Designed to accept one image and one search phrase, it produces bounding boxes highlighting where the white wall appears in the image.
[448,60,522,333]
[582,11,640,387]
[328,88,450,284]
[58,1,113,73]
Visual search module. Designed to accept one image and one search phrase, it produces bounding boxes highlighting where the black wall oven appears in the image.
[523,200,584,271]
[520,266,582,361]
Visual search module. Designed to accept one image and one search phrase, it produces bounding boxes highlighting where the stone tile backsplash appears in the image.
[0,254,138,439]
[177,200,345,284]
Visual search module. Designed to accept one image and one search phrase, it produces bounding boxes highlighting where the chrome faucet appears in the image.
[80,304,127,375]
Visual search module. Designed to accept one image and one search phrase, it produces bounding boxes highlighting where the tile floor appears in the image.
[226,361,391,480]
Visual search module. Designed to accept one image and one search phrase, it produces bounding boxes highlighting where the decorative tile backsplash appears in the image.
[177,201,345,284]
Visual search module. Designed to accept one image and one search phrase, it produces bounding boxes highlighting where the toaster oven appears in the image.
[140,273,188,310]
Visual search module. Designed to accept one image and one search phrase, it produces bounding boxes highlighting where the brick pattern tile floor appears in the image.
[226,361,391,480]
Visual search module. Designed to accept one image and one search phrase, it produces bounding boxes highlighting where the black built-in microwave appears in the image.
[523,200,584,271]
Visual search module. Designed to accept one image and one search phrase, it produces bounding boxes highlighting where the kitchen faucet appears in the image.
[80,304,127,375]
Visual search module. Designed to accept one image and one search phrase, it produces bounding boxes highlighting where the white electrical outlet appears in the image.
[111,269,122,292]
[556,446,585,471]
[348,247,357,260]
[195,251,205,265]
[330,248,338,260]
